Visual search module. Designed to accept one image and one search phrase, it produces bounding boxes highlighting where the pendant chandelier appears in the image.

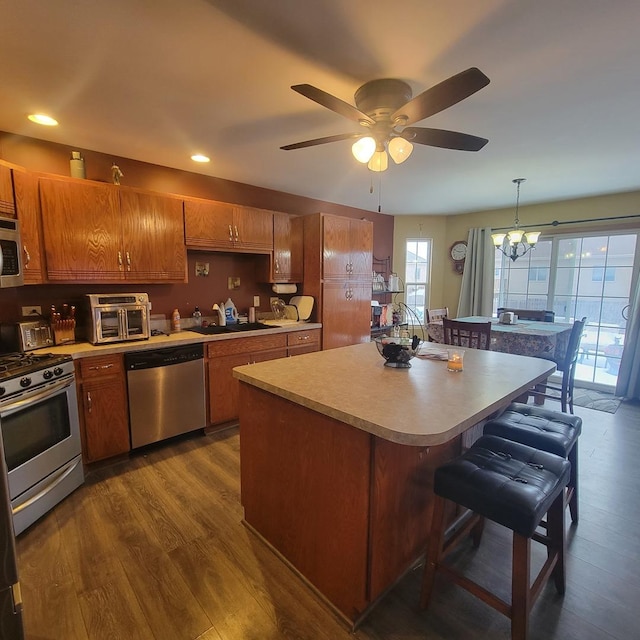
[491,178,540,261]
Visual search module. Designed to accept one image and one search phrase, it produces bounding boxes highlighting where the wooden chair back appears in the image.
[426,307,449,323]
[442,318,492,350]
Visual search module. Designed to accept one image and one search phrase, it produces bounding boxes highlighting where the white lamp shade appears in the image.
[388,137,413,164]
[525,231,541,245]
[508,229,523,244]
[352,137,376,163]
[491,233,507,247]
[368,150,388,172]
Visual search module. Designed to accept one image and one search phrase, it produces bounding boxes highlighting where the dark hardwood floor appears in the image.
[16,399,640,639]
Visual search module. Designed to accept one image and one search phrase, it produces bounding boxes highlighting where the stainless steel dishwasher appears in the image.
[125,343,207,448]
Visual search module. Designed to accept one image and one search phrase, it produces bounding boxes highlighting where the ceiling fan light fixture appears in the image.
[388,136,413,164]
[352,136,376,163]
[367,150,388,172]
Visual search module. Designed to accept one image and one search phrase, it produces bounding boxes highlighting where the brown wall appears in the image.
[0,133,394,324]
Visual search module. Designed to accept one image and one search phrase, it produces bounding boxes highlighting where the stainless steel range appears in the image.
[0,352,84,535]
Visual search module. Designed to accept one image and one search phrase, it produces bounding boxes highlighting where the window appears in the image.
[404,239,432,324]
[495,231,639,389]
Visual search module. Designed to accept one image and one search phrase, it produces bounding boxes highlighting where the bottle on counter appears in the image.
[171,308,181,332]
[224,298,238,324]
[192,306,202,327]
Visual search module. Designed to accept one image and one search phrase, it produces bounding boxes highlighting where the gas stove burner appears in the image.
[0,351,73,381]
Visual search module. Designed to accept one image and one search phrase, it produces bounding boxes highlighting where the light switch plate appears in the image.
[21,306,42,317]
[253,296,260,307]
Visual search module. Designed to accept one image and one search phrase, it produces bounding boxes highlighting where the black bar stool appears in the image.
[421,435,570,640]
[483,402,582,522]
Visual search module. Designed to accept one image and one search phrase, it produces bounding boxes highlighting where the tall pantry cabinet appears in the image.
[303,213,373,350]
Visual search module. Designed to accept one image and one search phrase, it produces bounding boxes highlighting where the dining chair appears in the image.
[442,318,492,350]
[497,307,554,322]
[529,316,587,413]
[426,307,449,323]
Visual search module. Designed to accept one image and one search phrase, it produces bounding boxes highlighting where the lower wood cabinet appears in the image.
[287,328,321,356]
[207,333,288,425]
[76,354,130,463]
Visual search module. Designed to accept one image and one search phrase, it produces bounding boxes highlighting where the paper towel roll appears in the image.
[272,284,298,294]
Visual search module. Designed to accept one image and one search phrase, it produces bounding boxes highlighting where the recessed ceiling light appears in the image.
[191,154,210,163]
[27,114,59,126]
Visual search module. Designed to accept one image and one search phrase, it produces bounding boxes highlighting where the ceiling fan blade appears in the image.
[403,127,488,151]
[391,67,490,125]
[291,84,375,125]
[281,132,362,151]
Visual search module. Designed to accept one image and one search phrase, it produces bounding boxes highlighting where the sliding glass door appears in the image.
[494,231,639,390]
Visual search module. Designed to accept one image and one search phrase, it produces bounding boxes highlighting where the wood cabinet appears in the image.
[0,162,15,217]
[303,213,373,350]
[207,334,287,425]
[184,197,273,253]
[286,327,321,356]
[12,167,44,284]
[119,188,186,281]
[76,354,130,463]
[39,175,186,282]
[273,212,303,282]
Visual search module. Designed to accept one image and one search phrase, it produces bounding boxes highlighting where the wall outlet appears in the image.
[21,306,42,317]
[253,296,260,307]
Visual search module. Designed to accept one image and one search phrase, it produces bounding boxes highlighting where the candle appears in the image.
[447,349,464,372]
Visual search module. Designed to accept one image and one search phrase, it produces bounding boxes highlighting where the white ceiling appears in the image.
[2,0,640,216]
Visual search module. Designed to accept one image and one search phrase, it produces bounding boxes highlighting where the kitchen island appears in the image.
[233,342,556,626]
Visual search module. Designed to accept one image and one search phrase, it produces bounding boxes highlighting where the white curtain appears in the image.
[616,277,640,400]
[457,227,495,317]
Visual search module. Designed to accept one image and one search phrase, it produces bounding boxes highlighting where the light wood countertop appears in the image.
[32,322,322,359]
[233,341,556,446]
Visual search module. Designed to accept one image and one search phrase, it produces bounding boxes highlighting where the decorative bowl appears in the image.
[374,335,422,368]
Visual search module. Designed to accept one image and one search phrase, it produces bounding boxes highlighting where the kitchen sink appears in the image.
[187,322,273,336]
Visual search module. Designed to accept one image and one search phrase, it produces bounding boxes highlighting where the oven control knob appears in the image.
[0,386,5,397]
[20,377,32,388]
[43,369,54,380]
[53,367,64,376]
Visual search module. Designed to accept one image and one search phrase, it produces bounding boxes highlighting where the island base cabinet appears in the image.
[238,382,463,625]
[239,384,370,620]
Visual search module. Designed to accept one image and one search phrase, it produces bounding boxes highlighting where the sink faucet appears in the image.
[212,303,226,326]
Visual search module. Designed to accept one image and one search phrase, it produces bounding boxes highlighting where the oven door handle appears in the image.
[12,456,82,516]
[0,377,74,417]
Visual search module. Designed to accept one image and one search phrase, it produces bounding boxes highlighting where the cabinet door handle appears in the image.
[297,335,310,341]
[228,224,233,241]
[87,391,92,414]
[118,251,123,270]
[275,259,280,274]
[23,245,31,268]
[126,251,131,271]
[88,364,114,371]
[234,225,239,241]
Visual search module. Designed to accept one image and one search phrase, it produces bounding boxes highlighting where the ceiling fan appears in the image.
[281,67,490,171]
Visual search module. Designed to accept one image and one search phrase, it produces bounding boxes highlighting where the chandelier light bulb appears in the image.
[388,137,413,164]
[352,137,376,163]
[367,150,388,172]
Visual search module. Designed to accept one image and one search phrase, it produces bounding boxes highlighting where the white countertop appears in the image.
[32,322,322,359]
[233,341,556,446]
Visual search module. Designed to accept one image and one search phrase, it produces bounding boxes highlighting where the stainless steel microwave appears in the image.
[0,215,23,288]
[85,293,151,344]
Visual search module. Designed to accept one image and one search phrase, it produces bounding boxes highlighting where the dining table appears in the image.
[427,315,574,361]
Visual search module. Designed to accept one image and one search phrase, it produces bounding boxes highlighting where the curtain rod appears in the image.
[492,212,640,232]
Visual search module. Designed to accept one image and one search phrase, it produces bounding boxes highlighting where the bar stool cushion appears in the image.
[483,403,582,457]
[434,435,570,537]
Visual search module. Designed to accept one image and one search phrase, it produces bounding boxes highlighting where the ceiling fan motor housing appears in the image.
[354,79,413,120]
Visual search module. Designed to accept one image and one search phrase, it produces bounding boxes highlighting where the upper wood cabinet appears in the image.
[119,188,186,281]
[12,167,44,284]
[0,162,15,217]
[39,175,186,282]
[184,197,273,253]
[322,215,373,280]
[257,212,303,283]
